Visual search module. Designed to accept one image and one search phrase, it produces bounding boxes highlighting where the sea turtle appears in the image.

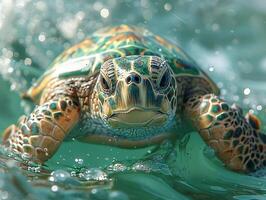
[2,25,265,172]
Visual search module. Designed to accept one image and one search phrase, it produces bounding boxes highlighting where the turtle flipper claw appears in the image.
[245,113,261,130]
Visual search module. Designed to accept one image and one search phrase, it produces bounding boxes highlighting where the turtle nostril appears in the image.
[126,73,141,84]
[126,76,132,84]
[134,75,141,84]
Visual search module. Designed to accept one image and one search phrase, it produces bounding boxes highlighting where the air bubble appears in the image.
[249,109,254,114]
[79,168,107,181]
[164,3,172,11]
[208,66,214,72]
[38,33,46,42]
[75,158,84,165]
[7,67,14,73]
[132,163,150,172]
[257,105,262,111]
[243,88,251,95]
[27,166,41,173]
[50,170,70,182]
[100,8,110,18]
[51,185,58,192]
[107,163,127,172]
[24,58,32,65]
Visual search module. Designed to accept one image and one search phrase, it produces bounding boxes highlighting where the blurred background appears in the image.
[0,0,266,199]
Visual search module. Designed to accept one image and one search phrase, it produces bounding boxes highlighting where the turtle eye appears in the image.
[100,75,111,92]
[159,69,170,89]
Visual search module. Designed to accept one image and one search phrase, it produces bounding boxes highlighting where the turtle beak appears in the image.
[107,108,168,128]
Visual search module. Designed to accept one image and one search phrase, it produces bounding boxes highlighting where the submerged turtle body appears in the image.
[4,25,266,173]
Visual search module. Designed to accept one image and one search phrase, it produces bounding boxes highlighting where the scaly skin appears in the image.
[3,57,266,172]
[184,94,266,172]
[2,25,266,173]
[3,56,179,163]
[3,95,80,162]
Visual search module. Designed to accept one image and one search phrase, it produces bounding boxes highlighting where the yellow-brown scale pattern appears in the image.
[3,95,80,163]
[184,94,266,172]
[3,25,266,174]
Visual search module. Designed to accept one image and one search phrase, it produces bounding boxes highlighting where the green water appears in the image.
[1,0,266,199]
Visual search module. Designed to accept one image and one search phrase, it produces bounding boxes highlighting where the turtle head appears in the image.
[94,56,177,136]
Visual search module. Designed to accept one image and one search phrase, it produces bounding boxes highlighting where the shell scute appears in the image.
[25,25,218,101]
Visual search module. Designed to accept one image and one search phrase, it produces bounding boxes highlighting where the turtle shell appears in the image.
[25,25,219,102]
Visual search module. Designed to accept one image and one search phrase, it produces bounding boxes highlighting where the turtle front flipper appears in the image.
[2,96,80,163]
[184,94,266,172]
